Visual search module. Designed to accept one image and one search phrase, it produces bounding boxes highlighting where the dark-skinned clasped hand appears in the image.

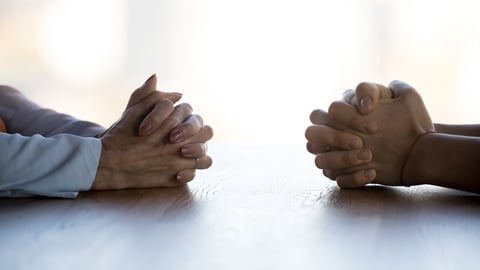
[306,81,434,189]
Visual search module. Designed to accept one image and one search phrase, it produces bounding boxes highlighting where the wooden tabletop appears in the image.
[1,143,479,270]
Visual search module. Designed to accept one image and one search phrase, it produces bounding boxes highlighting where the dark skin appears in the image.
[306,80,480,193]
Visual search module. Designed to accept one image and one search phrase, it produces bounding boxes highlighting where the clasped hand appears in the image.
[92,75,213,190]
[305,80,434,188]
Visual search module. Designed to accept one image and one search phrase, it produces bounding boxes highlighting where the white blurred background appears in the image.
[1,0,480,143]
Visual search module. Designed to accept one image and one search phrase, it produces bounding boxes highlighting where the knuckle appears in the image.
[163,115,181,129]
[310,109,330,125]
[315,154,331,169]
[153,98,174,115]
[180,121,194,133]
[355,82,370,92]
[0,85,20,94]
[177,102,193,113]
[327,101,343,116]
[198,143,208,155]
[404,88,421,100]
[192,114,204,124]
[145,91,162,104]
[203,125,214,139]
[342,151,358,166]
[158,98,175,109]
[323,169,336,180]
[332,132,345,149]
[123,107,136,117]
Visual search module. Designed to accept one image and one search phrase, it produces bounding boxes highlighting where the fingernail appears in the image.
[144,73,156,85]
[181,145,194,157]
[360,97,372,113]
[176,173,188,183]
[170,130,184,143]
[364,169,376,180]
[139,124,152,136]
[168,92,183,103]
[348,138,362,149]
[364,120,377,133]
[357,149,371,161]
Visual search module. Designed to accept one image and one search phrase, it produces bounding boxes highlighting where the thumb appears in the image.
[127,73,157,108]
[387,80,416,98]
[354,82,393,114]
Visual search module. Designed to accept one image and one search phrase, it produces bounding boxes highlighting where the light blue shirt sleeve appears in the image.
[0,85,106,198]
[0,133,101,198]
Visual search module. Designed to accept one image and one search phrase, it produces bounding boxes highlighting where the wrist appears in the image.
[401,132,436,186]
[91,139,120,190]
[91,152,112,190]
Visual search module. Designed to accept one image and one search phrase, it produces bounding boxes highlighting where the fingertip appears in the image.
[336,169,375,189]
[306,141,313,152]
[348,137,363,150]
[309,109,327,124]
[176,170,195,183]
[364,169,376,181]
[304,125,315,140]
[388,80,405,90]
[204,125,214,139]
[388,80,417,98]
[144,73,157,92]
[126,74,158,108]
[165,92,182,103]
[146,73,156,84]
[336,169,376,189]
[364,119,378,134]
[327,101,342,115]
[323,169,337,180]
[204,156,213,169]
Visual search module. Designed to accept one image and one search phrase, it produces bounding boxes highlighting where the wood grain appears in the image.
[1,143,479,270]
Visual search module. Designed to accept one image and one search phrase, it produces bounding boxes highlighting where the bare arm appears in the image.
[403,132,480,193]
[307,81,480,194]
[434,123,480,137]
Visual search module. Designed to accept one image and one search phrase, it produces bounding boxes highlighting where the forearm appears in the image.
[403,133,480,193]
[0,133,101,197]
[0,85,105,137]
[434,123,480,137]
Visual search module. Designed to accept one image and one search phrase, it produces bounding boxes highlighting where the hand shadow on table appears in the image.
[0,186,198,221]
[86,186,197,215]
[323,184,480,218]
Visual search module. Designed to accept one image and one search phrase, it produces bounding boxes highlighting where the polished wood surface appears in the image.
[1,143,479,270]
